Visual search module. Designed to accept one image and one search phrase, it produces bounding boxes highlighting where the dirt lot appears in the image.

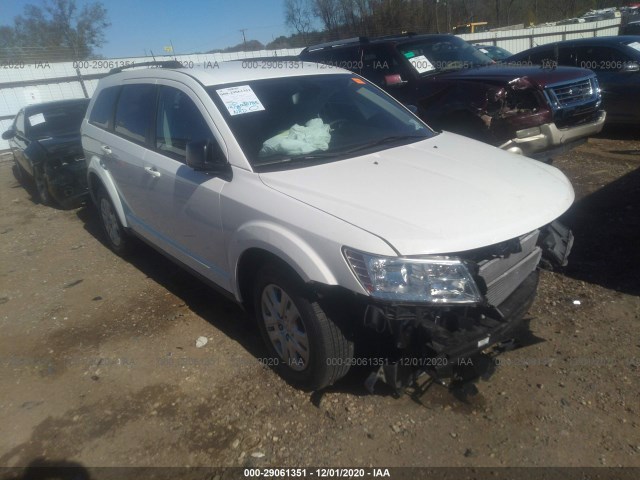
[0,131,639,474]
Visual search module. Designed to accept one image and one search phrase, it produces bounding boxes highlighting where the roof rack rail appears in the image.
[109,60,183,74]
[374,31,419,40]
[304,36,369,52]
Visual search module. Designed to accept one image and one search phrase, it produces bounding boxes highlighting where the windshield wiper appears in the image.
[343,135,426,154]
[255,151,337,167]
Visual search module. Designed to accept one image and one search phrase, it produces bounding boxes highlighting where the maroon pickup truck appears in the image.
[300,34,606,161]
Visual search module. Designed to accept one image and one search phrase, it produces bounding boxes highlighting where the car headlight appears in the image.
[343,248,482,304]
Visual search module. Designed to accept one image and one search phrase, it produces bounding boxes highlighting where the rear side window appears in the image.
[89,86,120,130]
[523,49,555,65]
[114,84,156,144]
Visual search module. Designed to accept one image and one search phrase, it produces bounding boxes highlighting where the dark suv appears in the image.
[507,36,640,125]
[300,34,606,160]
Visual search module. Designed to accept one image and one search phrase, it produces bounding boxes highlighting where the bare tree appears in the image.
[285,0,313,43]
[313,0,341,31]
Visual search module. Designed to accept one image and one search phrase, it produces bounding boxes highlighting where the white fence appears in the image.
[459,18,621,51]
[0,18,622,150]
[0,49,303,151]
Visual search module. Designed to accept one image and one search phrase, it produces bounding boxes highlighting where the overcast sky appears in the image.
[1,0,301,58]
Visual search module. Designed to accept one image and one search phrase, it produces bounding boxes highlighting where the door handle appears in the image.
[101,145,112,155]
[144,166,161,178]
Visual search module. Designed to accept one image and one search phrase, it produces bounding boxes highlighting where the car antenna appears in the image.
[150,50,157,61]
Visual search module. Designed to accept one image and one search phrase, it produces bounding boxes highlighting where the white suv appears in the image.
[82,61,574,391]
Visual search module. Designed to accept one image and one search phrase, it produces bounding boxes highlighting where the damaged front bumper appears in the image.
[43,159,89,206]
[360,222,573,395]
[363,270,538,394]
[499,110,606,159]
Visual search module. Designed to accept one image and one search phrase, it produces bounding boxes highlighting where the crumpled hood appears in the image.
[259,132,574,255]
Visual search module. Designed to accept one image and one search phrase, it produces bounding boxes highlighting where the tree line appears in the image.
[283,0,630,47]
[0,0,109,62]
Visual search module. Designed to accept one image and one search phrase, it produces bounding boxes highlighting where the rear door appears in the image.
[106,82,158,225]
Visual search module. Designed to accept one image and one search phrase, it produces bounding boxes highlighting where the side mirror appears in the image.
[2,129,15,140]
[186,140,228,173]
[622,62,639,73]
[384,74,408,87]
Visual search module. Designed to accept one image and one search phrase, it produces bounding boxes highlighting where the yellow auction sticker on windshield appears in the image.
[216,85,265,116]
[351,77,366,84]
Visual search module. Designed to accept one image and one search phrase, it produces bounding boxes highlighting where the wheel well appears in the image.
[236,248,303,311]
[88,172,103,202]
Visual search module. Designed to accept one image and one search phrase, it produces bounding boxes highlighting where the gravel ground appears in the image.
[0,131,639,474]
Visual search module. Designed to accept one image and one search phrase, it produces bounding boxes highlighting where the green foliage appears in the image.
[0,0,110,62]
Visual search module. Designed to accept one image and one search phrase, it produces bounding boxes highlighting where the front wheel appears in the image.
[253,264,353,390]
[97,188,132,256]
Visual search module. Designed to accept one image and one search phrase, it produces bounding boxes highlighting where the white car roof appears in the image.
[104,61,348,87]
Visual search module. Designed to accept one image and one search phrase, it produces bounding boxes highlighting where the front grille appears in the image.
[477,230,541,307]
[545,77,600,110]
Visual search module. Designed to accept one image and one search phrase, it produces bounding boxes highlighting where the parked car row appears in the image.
[1,33,634,393]
[299,33,607,161]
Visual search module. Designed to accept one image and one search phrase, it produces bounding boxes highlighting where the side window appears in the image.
[155,86,217,162]
[360,46,401,84]
[89,86,121,130]
[574,46,629,71]
[527,49,555,66]
[558,47,578,67]
[114,84,156,144]
[15,111,25,135]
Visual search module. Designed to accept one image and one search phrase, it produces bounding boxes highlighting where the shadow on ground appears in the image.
[561,165,640,296]
[75,204,266,372]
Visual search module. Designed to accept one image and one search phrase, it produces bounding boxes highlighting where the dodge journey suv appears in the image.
[82,61,574,392]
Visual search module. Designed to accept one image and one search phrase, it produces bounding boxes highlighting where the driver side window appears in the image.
[156,86,218,162]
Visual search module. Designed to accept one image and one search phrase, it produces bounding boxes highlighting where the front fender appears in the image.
[229,221,339,301]
[86,155,128,228]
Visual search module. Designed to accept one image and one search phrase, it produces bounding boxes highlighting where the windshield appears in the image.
[26,101,88,139]
[398,37,494,74]
[207,74,433,170]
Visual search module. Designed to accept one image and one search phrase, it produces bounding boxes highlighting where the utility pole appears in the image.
[239,29,247,49]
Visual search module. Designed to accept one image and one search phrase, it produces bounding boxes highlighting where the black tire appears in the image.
[12,156,27,184]
[33,167,52,205]
[253,263,353,391]
[96,188,132,256]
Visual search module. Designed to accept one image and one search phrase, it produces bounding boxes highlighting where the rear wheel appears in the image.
[97,188,132,256]
[33,167,52,205]
[12,156,27,184]
[253,263,353,390]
